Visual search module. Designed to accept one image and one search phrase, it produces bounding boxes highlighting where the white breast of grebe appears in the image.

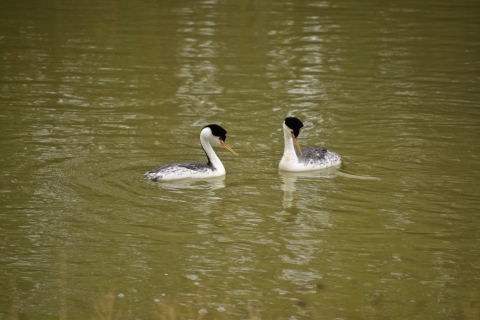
[279,147,342,172]
[143,162,225,181]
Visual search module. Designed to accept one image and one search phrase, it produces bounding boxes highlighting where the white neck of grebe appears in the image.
[200,130,226,174]
[279,123,300,170]
[282,123,298,158]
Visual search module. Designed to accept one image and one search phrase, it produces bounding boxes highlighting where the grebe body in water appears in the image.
[144,124,237,181]
[279,117,341,172]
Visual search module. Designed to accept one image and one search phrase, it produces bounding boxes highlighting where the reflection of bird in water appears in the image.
[280,169,338,209]
[147,175,226,191]
[279,117,341,172]
[144,124,237,181]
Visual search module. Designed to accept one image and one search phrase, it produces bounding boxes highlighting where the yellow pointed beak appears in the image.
[292,134,303,156]
[220,141,238,156]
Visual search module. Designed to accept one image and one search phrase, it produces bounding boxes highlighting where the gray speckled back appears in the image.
[297,147,341,167]
[143,162,215,180]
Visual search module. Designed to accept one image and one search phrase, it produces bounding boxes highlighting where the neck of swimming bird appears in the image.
[201,136,224,171]
[283,125,298,158]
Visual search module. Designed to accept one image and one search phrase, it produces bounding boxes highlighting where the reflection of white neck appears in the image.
[280,171,299,209]
[281,173,297,193]
[200,129,225,174]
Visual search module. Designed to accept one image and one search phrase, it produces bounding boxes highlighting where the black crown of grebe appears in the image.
[144,124,237,181]
[279,116,341,172]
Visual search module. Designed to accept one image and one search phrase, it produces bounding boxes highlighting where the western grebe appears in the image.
[279,116,341,172]
[144,124,237,181]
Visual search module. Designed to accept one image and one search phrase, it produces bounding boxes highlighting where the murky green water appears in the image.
[1,0,480,319]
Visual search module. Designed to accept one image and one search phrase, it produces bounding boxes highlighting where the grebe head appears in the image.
[202,124,237,155]
[283,117,304,156]
[284,117,304,137]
